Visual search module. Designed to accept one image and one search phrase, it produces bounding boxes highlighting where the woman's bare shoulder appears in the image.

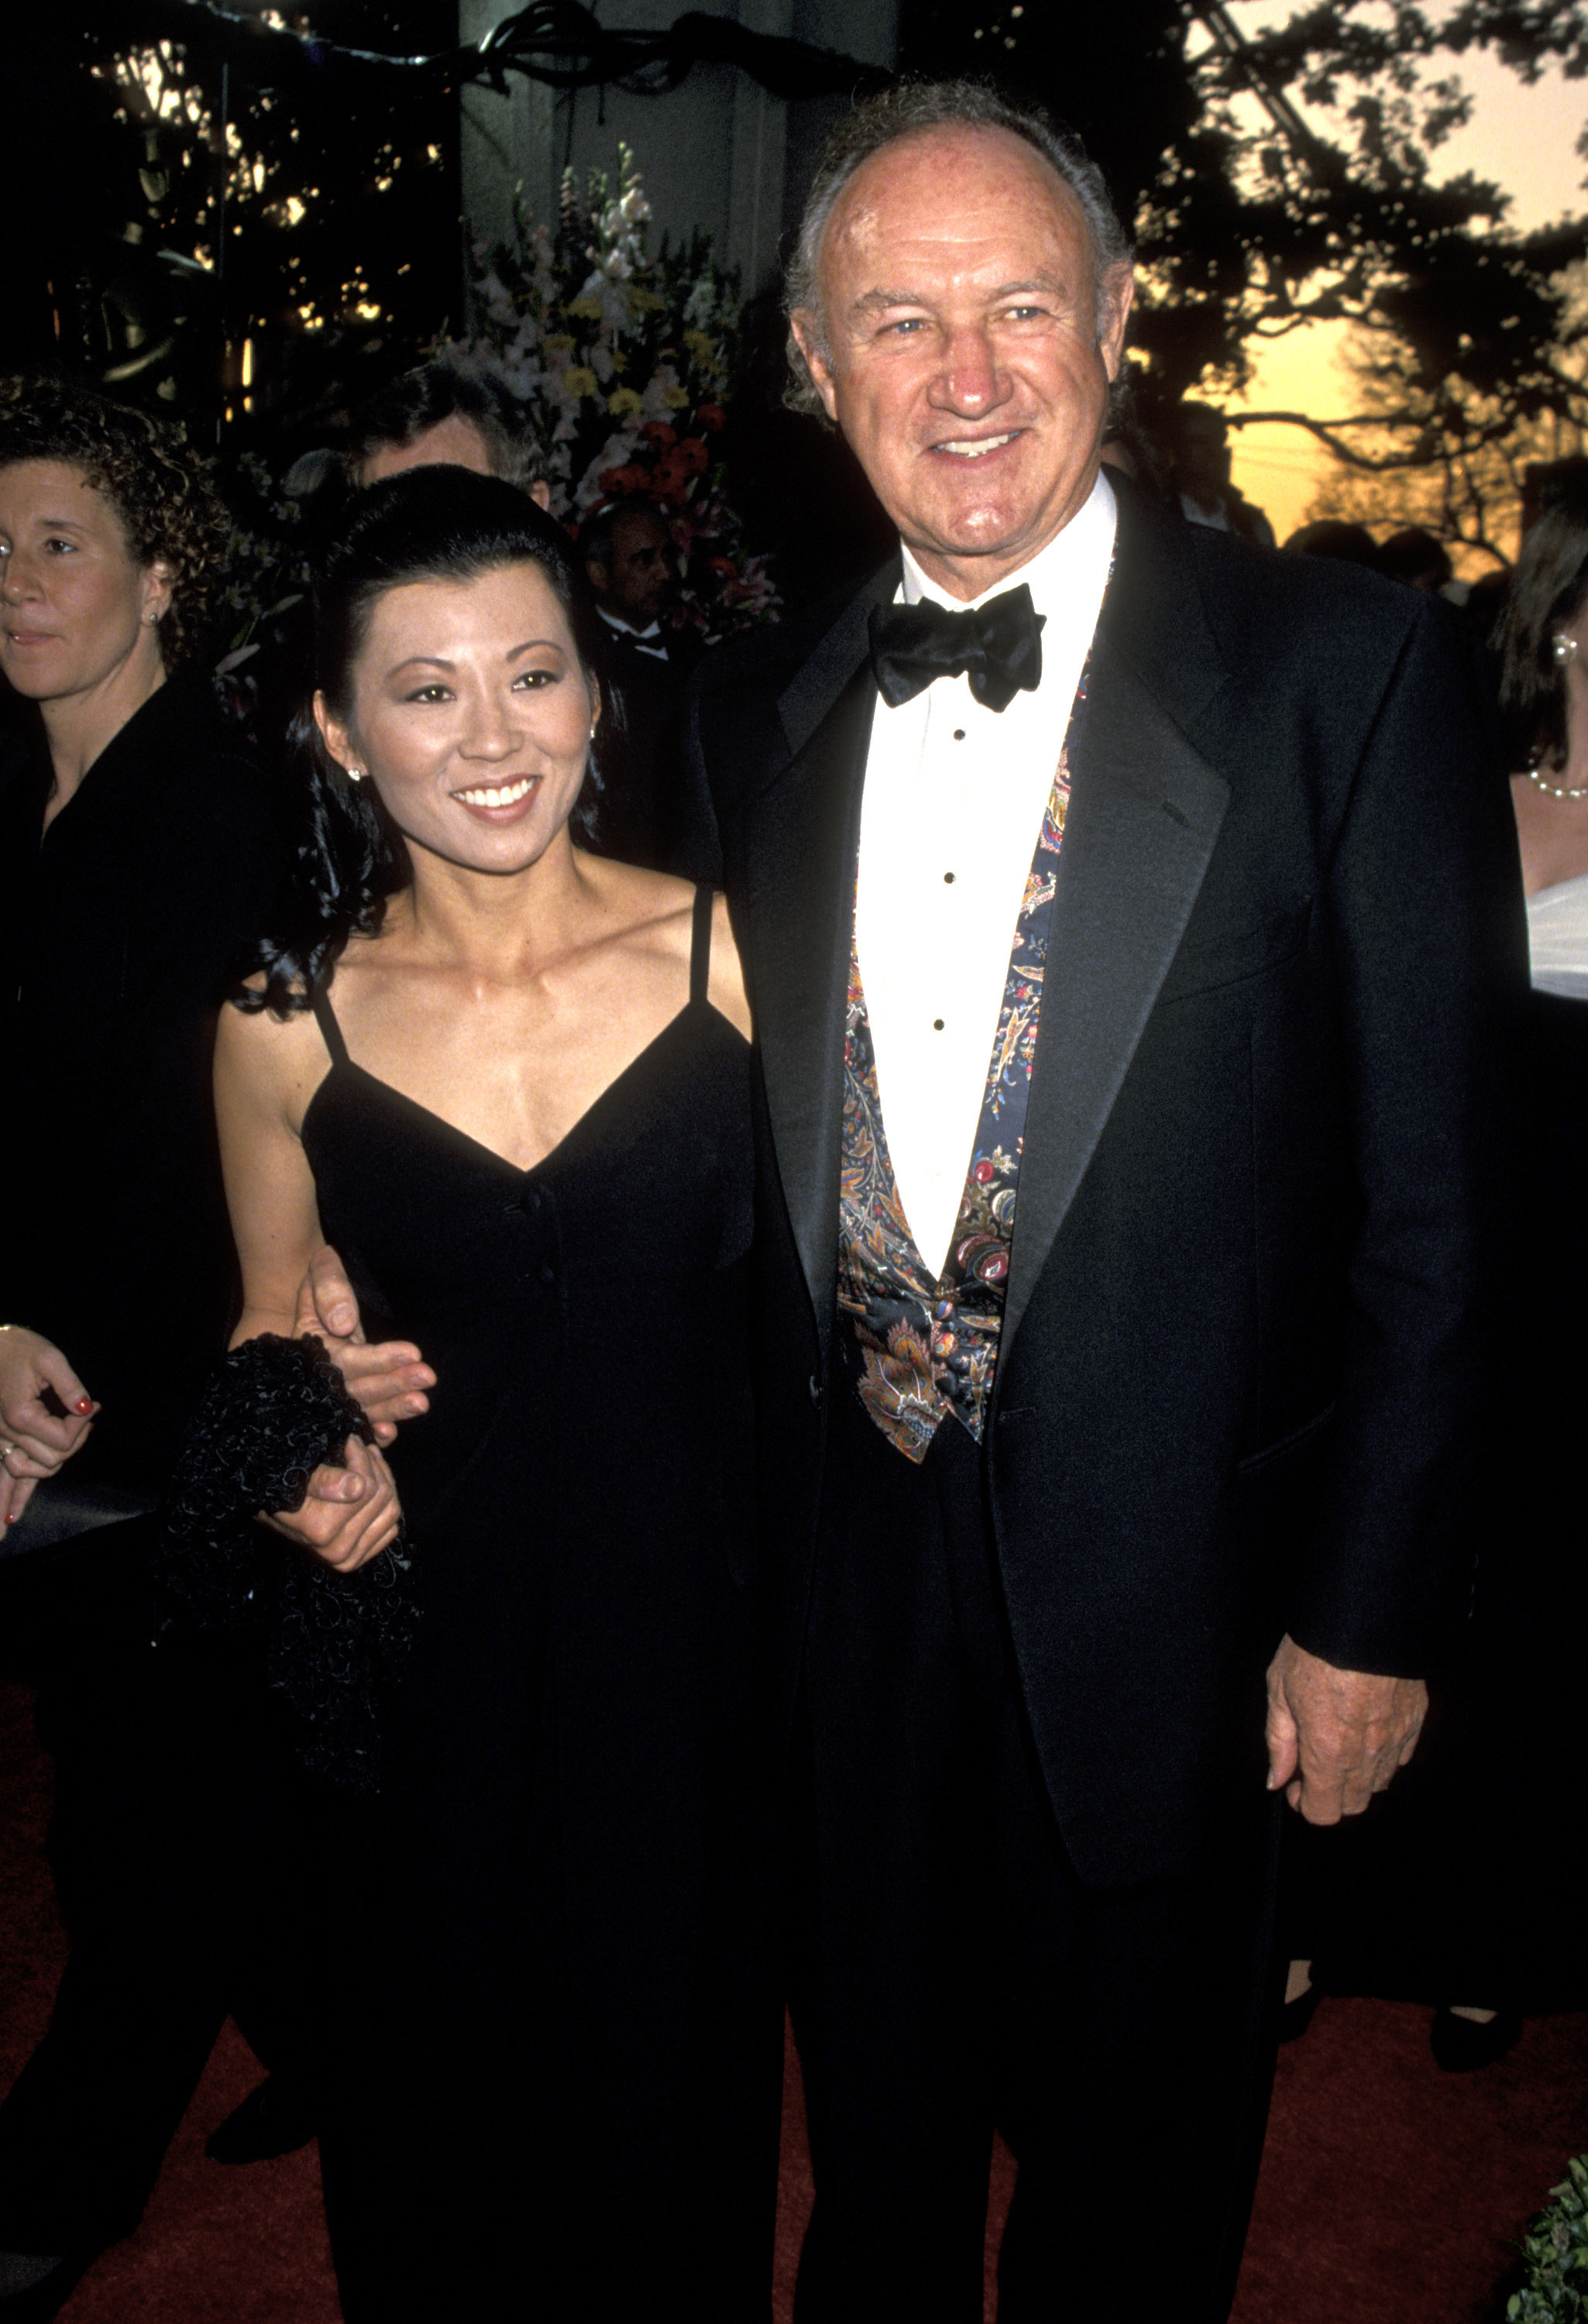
[578,854,698,945]
[216,977,334,1123]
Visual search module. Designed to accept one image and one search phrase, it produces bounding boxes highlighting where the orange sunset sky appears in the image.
[1212,40,1586,550]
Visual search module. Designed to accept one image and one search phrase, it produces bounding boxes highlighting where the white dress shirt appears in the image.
[1527,871,1588,998]
[855,471,1117,1278]
[596,606,670,662]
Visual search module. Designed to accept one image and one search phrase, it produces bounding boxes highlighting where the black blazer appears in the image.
[686,480,1526,1886]
[0,670,287,1498]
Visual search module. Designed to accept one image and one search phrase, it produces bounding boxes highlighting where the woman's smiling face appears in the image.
[318,559,599,875]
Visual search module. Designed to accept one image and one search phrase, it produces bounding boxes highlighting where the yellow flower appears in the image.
[627,287,665,313]
[563,366,599,397]
[564,297,603,321]
[607,387,643,416]
[661,385,689,409]
[543,332,575,352]
[682,328,720,369]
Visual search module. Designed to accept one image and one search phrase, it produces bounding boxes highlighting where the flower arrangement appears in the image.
[459,145,781,643]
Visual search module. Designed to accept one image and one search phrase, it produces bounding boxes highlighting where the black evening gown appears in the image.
[302,885,781,2323]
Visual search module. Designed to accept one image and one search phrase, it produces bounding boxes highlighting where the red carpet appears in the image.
[3,1679,1583,2321]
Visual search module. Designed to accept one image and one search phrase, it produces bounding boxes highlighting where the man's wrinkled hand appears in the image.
[290,1245,434,1446]
[1265,1634,1427,1824]
[262,1434,400,1571]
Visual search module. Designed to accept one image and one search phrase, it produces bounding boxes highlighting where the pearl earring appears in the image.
[346,766,365,782]
[144,609,160,626]
[1552,631,1579,665]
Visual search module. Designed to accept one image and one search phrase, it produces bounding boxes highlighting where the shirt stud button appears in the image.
[933,1018,944,1031]
[808,1374,822,1407]
[953,728,966,741]
[944,871,955,885]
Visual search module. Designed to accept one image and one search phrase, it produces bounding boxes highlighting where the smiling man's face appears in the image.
[792,125,1133,601]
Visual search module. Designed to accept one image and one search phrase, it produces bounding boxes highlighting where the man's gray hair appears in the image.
[783,80,1134,419]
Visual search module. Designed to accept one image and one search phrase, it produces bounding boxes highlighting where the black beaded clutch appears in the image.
[158,1331,417,1792]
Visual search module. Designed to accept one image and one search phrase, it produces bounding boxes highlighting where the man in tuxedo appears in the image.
[580,500,699,868]
[681,78,1518,2323]
[293,77,1516,2319]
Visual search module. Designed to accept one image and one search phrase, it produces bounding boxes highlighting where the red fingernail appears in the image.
[75,1399,92,1414]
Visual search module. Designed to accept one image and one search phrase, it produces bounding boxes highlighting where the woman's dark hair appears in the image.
[0,372,230,667]
[242,466,614,1017]
[1494,474,1588,773]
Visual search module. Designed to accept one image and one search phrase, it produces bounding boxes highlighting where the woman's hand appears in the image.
[0,1325,99,1528]
[262,1433,401,1572]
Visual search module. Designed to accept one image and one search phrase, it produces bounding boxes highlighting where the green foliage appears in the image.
[1508,2154,1588,2322]
[15,5,459,442]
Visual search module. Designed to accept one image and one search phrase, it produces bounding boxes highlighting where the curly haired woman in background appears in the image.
[0,376,309,2321]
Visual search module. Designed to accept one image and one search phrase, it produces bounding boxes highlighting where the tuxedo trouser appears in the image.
[0,1521,321,2254]
[790,1381,1280,2324]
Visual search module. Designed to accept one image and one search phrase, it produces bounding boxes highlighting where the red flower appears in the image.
[598,462,649,497]
[640,422,677,449]
[696,402,726,431]
[709,555,738,580]
[673,437,710,476]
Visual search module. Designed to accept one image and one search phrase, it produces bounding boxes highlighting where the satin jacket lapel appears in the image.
[1002,605,1231,1355]
[742,572,894,1342]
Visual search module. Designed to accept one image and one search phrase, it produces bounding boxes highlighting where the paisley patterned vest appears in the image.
[837,693,1084,1463]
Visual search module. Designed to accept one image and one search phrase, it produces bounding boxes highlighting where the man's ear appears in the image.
[790,311,840,424]
[1098,265,1136,383]
[531,480,552,513]
[584,560,609,595]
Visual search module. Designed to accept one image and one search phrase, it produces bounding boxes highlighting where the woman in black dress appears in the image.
[215,469,779,2321]
[0,376,283,1517]
[0,376,305,2310]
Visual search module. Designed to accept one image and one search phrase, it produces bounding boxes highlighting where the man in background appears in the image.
[1167,397,1276,545]
[343,354,550,503]
[580,499,699,870]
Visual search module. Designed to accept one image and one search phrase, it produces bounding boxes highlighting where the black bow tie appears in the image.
[868,583,1046,714]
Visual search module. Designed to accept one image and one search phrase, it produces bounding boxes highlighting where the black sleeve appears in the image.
[1287,597,1530,1672]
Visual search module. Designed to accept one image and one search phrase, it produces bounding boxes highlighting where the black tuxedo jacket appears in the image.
[685,480,1524,1886]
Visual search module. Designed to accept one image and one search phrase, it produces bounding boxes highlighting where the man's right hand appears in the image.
[290,1245,434,1446]
[261,1432,401,1569]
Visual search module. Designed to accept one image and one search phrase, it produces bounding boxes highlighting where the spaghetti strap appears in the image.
[689,883,714,1009]
[311,983,351,1071]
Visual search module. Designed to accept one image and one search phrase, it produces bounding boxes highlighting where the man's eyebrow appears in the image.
[848,277,1070,316]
